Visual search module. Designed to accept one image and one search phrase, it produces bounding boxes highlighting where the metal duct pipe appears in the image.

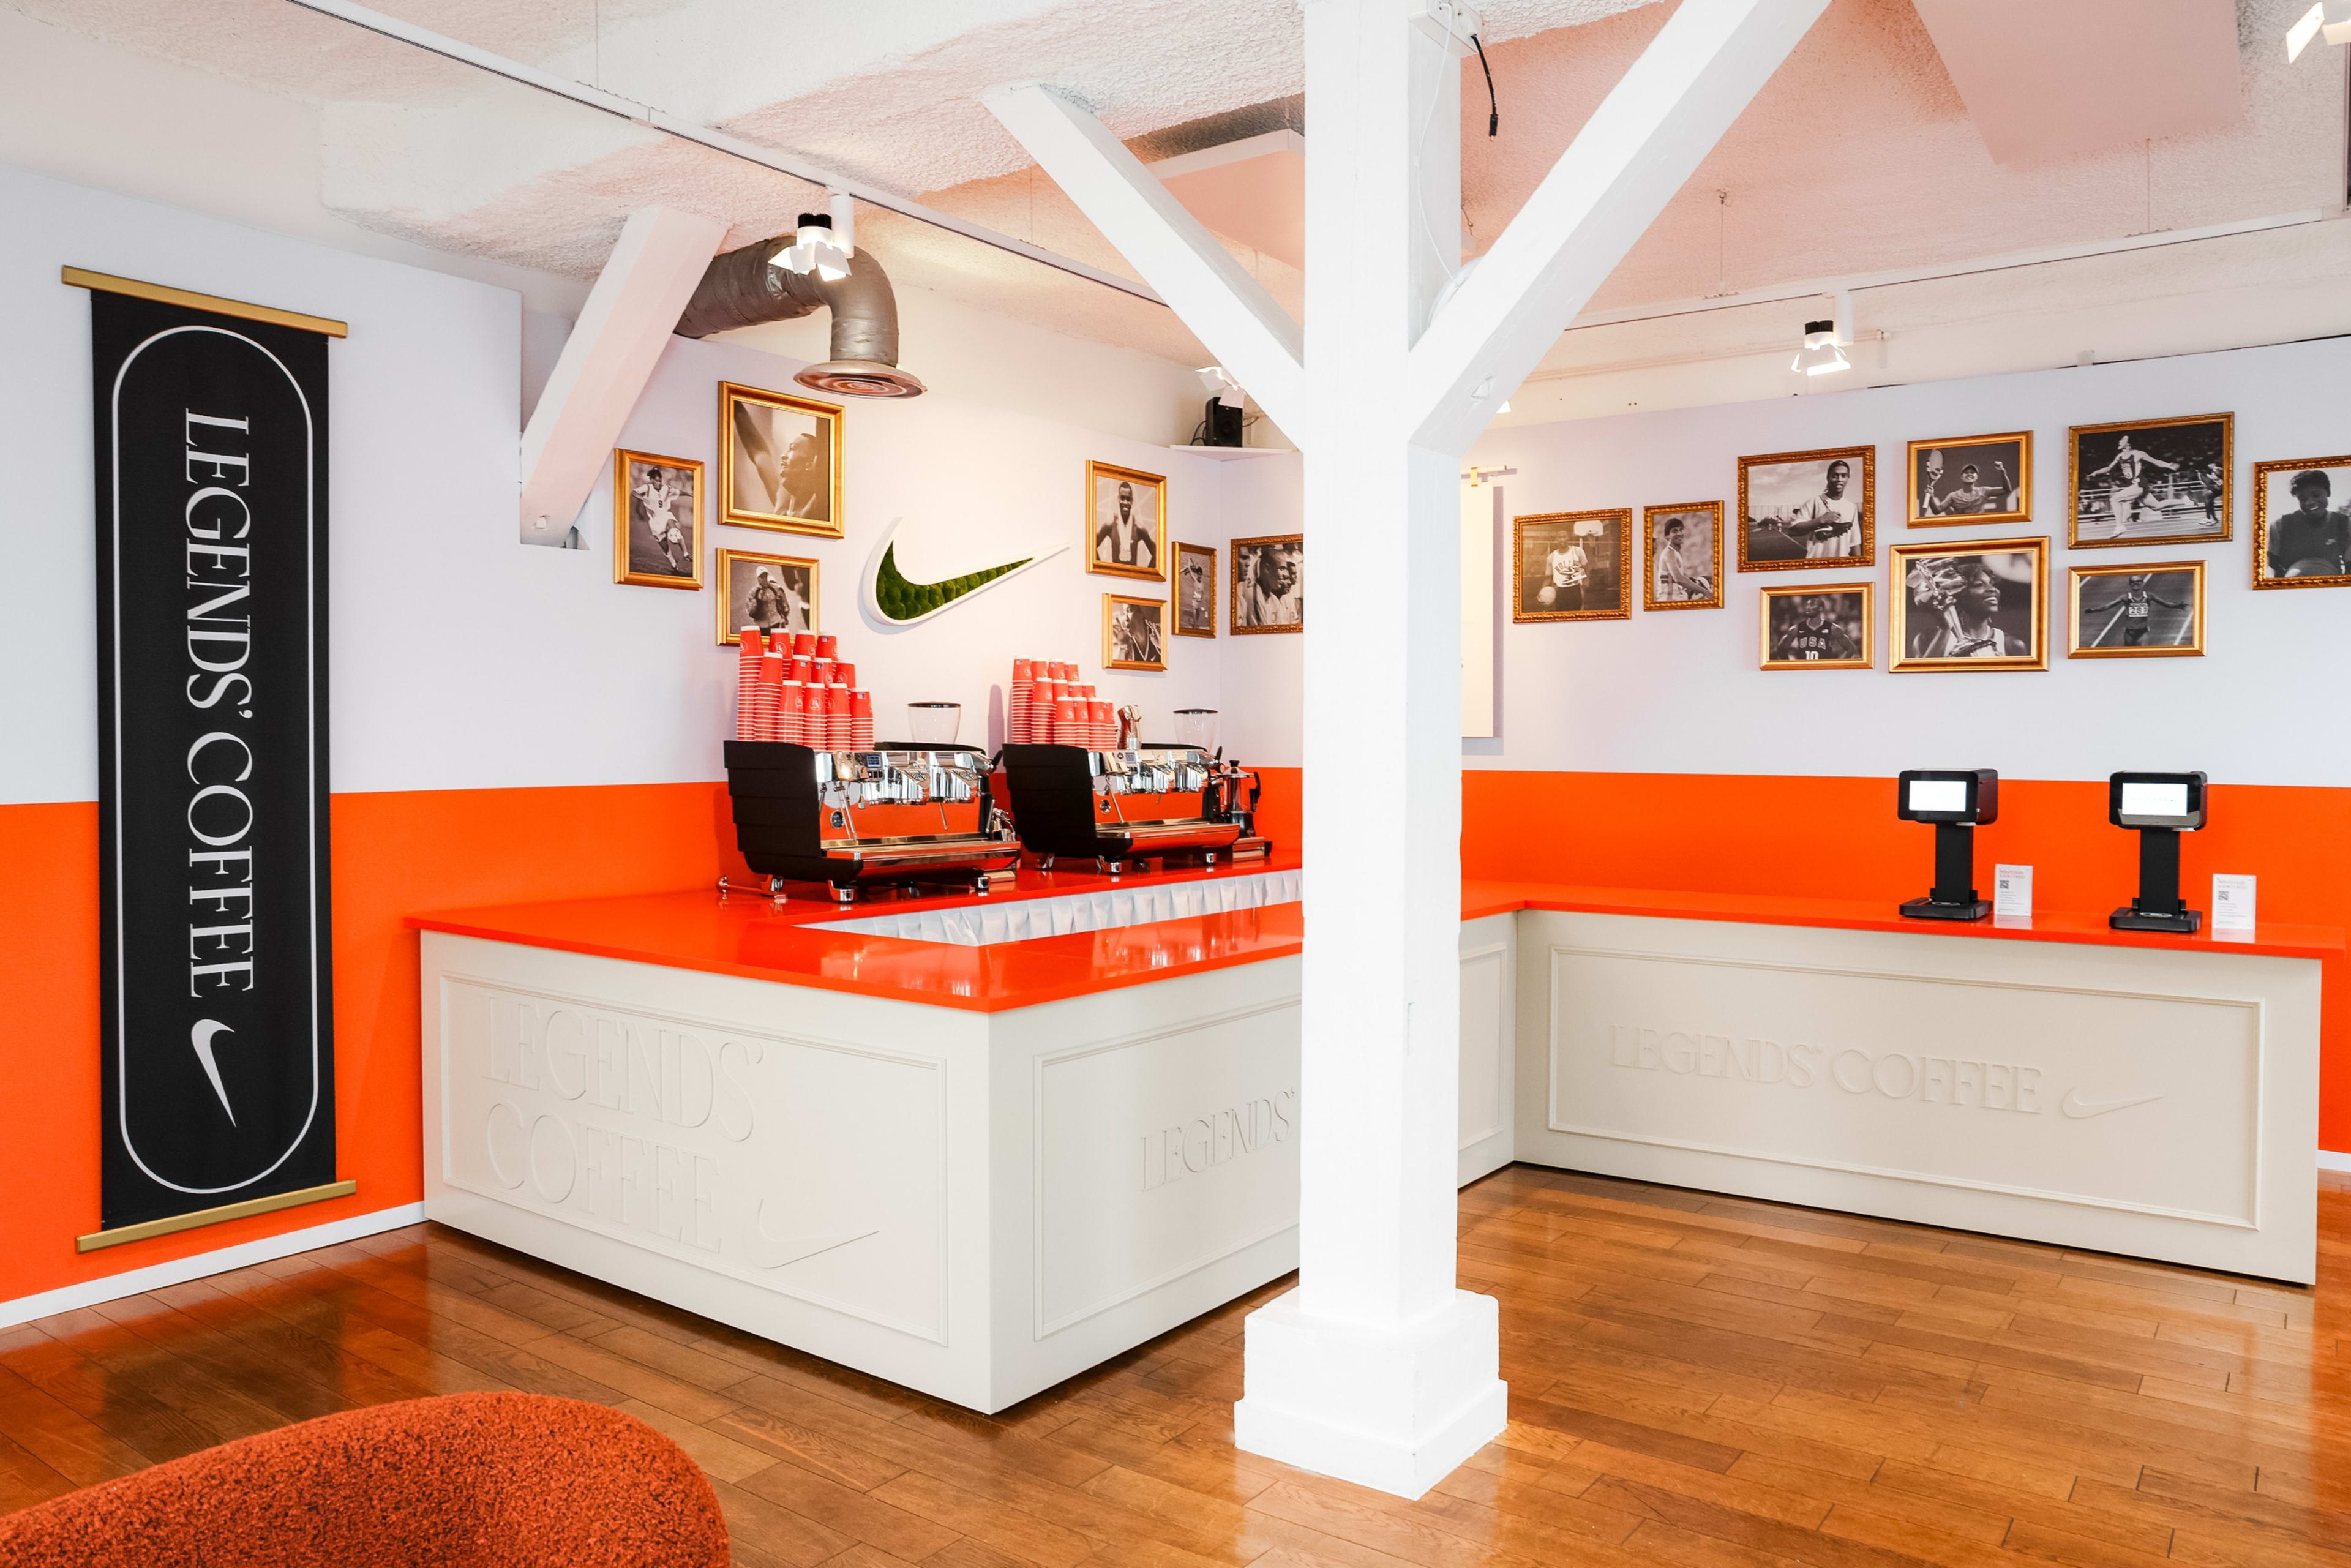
[674,241,926,398]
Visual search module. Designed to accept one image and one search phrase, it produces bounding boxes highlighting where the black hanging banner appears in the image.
[77,270,345,1245]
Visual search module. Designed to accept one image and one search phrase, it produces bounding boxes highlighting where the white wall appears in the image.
[1,159,1262,806]
[1461,336,2351,786]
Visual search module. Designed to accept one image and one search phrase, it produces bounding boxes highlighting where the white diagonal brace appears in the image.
[983,83,1304,436]
[520,204,728,535]
[1406,0,1829,453]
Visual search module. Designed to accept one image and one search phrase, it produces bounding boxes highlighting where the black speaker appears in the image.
[1204,397,1243,448]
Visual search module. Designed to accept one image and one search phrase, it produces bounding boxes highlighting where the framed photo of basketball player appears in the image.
[1087,460,1166,581]
[1758,583,1872,670]
[719,382,842,538]
[1642,502,1722,610]
[1103,595,1168,671]
[613,449,703,590]
[1174,541,1218,636]
[1231,534,1302,632]
[2251,455,2351,589]
[1908,432,2031,526]
[2068,560,2203,658]
[714,548,818,646]
[1889,538,2050,672]
[1513,509,1631,623]
[1736,445,1874,571]
[2068,414,2232,548]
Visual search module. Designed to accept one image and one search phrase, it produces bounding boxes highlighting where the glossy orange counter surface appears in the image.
[407,853,1303,1013]
[1463,879,2344,961]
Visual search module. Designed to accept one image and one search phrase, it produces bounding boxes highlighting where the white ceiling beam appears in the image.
[983,83,1304,435]
[1404,0,1831,453]
[519,204,727,538]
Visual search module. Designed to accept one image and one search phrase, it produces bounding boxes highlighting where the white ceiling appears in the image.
[13,0,2347,393]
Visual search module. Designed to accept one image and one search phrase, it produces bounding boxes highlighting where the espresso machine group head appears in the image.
[999,741,1262,874]
[720,740,1021,903]
[2107,771,2207,933]
[1895,769,1998,921]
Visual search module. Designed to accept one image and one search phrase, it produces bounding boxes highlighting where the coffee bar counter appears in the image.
[411,864,2330,1418]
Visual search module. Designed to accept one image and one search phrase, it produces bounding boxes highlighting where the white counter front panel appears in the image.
[1517,912,2319,1281]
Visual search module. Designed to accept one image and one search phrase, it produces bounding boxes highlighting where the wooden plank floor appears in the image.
[3,1165,2347,1567]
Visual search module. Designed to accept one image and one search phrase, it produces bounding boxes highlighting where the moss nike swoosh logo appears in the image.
[861,517,1065,627]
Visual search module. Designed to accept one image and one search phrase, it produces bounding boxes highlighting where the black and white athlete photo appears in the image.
[2068,561,2203,658]
[1759,583,1871,669]
[2069,414,2231,547]
[1738,445,1874,571]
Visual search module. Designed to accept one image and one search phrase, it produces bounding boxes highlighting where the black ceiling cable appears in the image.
[1471,34,1498,137]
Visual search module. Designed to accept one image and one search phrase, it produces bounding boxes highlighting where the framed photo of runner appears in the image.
[1889,538,2050,673]
[2251,455,2351,589]
[1907,431,2031,526]
[1086,460,1167,581]
[719,382,842,538]
[1230,534,1303,632]
[1641,501,1722,610]
[1737,445,1874,571]
[2068,560,2204,659]
[1103,595,1168,670]
[1758,582,1872,670]
[1512,509,1631,623]
[613,449,703,590]
[714,548,818,646]
[2068,413,2232,548]
[1174,541,1218,636]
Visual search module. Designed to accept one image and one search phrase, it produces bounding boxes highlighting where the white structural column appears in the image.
[988,0,1826,1498]
[519,204,727,537]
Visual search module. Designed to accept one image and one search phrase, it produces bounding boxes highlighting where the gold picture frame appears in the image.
[2067,560,2204,658]
[714,547,819,647]
[1231,533,1303,632]
[1759,582,1873,669]
[1174,541,1218,637]
[613,448,703,590]
[1641,501,1723,610]
[1736,445,1874,571]
[719,381,843,537]
[1907,430,2031,526]
[1086,460,1168,581]
[2068,413,2232,548]
[2251,454,2351,589]
[1103,594,1168,671]
[1889,537,2050,672]
[1512,509,1632,622]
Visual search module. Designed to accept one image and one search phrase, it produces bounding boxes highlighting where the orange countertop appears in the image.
[1462,880,2344,962]
[409,858,2338,1015]
[408,853,1304,1013]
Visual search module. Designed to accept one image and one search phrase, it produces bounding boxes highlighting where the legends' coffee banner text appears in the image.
[89,282,336,1233]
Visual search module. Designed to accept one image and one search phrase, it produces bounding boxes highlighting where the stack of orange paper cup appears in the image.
[1010,659,1033,743]
[828,685,857,749]
[849,690,873,750]
[735,628,767,741]
[814,633,838,661]
[755,648,786,741]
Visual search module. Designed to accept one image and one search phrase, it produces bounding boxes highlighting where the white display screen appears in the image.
[2120,781,2190,818]
[1907,778,1967,814]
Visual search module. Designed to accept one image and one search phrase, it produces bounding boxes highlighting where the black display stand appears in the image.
[2110,825,2202,932]
[1900,822,1990,921]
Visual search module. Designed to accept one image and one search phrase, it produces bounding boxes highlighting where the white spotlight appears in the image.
[772,211,850,282]
[2289,2,2324,60]
[1195,365,1245,401]
[1791,319,1851,377]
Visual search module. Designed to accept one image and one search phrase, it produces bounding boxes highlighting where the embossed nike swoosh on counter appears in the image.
[2058,1089,2165,1119]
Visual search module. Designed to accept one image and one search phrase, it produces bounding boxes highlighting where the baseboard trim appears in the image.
[2321,1150,2351,1174]
[0,1202,428,1330]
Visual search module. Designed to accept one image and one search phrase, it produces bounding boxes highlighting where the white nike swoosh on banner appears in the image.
[190,1019,238,1124]
[2058,1089,2165,1120]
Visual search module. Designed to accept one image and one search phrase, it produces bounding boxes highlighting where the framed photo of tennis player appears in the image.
[1889,538,2049,672]
[1641,502,1722,610]
[2068,560,2203,658]
[613,449,703,590]
[1758,582,1872,670]
[2068,413,2231,548]
[1103,595,1168,670]
[2251,455,2351,589]
[1513,509,1631,623]
[1737,445,1874,571]
[715,548,817,647]
[719,382,842,537]
[1908,432,2031,526]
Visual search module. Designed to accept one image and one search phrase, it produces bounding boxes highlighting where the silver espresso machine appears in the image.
[722,741,1022,902]
[999,741,1264,874]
